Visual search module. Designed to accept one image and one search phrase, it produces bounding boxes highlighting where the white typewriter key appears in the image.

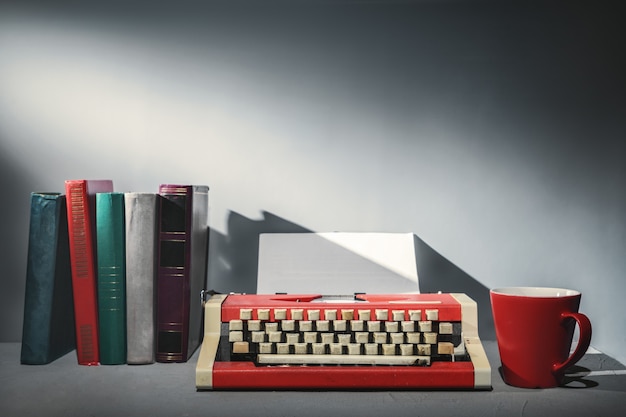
[385,321,399,333]
[438,342,454,355]
[274,308,287,320]
[439,322,453,334]
[400,344,414,356]
[351,320,364,332]
[294,343,308,354]
[392,310,405,321]
[329,343,343,355]
[417,344,431,355]
[401,321,415,332]
[418,321,432,332]
[304,332,318,343]
[257,354,433,366]
[382,344,396,356]
[408,310,421,321]
[257,308,270,321]
[281,319,295,332]
[286,333,300,344]
[276,343,290,354]
[333,320,347,332]
[229,331,243,342]
[373,332,387,344]
[259,342,273,354]
[365,343,379,355]
[247,319,261,332]
[299,320,313,332]
[425,309,439,321]
[390,333,404,344]
[358,310,371,321]
[367,321,381,332]
[312,343,326,355]
[317,320,330,332]
[307,310,320,321]
[251,331,265,343]
[268,331,282,343]
[291,309,304,320]
[324,309,337,320]
[321,333,334,344]
[265,322,278,333]
[375,309,388,321]
[229,319,243,331]
[406,332,421,344]
[423,332,438,344]
[355,332,369,344]
[240,308,253,320]
[232,341,249,354]
[416,357,432,366]
[341,309,354,320]
[348,343,362,355]
[337,334,351,345]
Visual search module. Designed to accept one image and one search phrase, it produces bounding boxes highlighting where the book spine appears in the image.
[21,193,75,364]
[65,179,113,365]
[186,186,209,359]
[125,192,158,364]
[96,192,127,365]
[156,185,192,362]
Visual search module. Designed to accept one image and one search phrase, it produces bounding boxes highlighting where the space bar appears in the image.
[257,354,431,366]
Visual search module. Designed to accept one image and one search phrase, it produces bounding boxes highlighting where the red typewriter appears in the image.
[195,292,491,390]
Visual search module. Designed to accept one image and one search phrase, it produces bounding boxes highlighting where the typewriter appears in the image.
[195,292,491,390]
[196,233,491,390]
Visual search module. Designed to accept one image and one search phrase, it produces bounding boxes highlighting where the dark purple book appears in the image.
[155,185,209,362]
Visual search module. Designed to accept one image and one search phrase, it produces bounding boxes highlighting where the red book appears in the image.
[65,179,114,365]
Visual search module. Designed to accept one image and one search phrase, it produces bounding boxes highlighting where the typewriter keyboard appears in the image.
[220,307,468,366]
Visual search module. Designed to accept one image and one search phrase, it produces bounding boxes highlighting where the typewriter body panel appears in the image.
[196,293,491,390]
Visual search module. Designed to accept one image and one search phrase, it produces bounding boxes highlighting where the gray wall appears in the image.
[1,1,624,365]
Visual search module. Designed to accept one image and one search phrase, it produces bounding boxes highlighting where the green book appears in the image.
[96,192,127,364]
[21,192,75,364]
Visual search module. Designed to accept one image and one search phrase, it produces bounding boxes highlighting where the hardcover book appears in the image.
[96,192,126,365]
[125,192,159,364]
[156,185,209,362]
[65,179,114,365]
[21,192,75,364]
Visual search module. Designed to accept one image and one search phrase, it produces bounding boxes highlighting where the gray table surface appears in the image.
[1,341,624,417]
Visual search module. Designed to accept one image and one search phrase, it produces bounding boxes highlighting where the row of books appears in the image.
[20,180,209,365]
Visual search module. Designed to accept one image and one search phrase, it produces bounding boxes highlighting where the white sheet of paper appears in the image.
[256,232,420,295]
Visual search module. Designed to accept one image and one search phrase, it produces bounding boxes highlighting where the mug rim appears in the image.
[490,286,581,298]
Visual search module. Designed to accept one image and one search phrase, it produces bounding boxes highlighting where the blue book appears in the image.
[21,193,75,364]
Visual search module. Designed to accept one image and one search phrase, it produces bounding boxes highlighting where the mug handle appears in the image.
[552,312,592,374]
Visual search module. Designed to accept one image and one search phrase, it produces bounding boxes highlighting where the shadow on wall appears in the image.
[207,211,311,295]
[0,142,40,342]
[207,210,494,340]
[414,235,495,340]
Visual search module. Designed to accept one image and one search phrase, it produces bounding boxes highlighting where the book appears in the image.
[124,192,159,364]
[65,179,114,365]
[21,192,76,364]
[156,185,209,362]
[96,192,126,365]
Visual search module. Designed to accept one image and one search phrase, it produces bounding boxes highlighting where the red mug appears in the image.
[490,287,592,388]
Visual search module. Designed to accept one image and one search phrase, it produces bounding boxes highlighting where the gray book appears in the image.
[124,192,159,364]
